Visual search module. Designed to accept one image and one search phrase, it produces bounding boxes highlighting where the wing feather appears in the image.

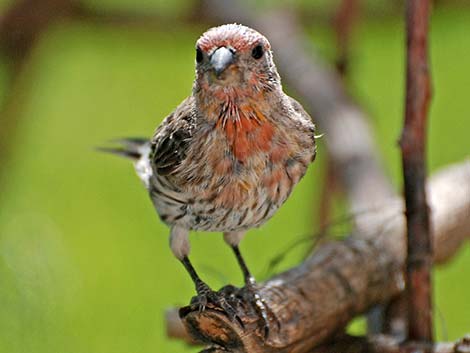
[287,96,317,163]
[150,97,196,176]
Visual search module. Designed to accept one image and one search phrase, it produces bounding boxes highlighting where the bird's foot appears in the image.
[191,281,243,327]
[241,279,280,339]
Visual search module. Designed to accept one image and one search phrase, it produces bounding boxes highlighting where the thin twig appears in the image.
[333,0,360,76]
[400,0,433,343]
[316,158,339,234]
[314,0,361,234]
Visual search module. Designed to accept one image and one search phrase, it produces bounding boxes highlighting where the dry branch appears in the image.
[401,0,433,342]
[310,334,470,353]
[168,160,470,353]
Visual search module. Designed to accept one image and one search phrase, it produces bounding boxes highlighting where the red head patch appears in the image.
[196,24,270,54]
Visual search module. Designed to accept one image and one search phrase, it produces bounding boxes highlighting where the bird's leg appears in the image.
[225,232,278,337]
[180,255,210,303]
[170,227,239,321]
[231,244,256,287]
[180,256,240,323]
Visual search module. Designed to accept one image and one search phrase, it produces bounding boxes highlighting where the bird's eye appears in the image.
[196,47,203,63]
[251,45,264,59]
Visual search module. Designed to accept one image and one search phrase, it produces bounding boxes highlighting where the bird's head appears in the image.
[193,24,281,100]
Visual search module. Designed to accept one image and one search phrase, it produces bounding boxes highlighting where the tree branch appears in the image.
[401,0,433,342]
[310,334,470,353]
[333,0,360,76]
[168,160,470,352]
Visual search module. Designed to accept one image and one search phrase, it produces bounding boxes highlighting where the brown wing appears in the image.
[287,96,317,163]
[150,97,197,176]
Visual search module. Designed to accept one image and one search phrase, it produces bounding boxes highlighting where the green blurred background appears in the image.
[0,1,468,352]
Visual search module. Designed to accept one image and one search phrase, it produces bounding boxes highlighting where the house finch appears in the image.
[103,24,316,333]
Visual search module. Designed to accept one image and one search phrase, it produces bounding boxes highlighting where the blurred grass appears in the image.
[0,3,469,353]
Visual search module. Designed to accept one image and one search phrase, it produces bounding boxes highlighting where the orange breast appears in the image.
[219,107,275,162]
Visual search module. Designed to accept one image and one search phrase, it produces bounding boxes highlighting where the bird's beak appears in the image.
[210,47,234,77]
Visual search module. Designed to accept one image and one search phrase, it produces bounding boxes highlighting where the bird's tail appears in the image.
[99,138,153,187]
[97,137,150,161]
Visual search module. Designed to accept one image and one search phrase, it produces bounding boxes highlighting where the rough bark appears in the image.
[310,334,470,353]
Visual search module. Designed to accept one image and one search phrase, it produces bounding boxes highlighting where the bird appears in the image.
[102,23,316,333]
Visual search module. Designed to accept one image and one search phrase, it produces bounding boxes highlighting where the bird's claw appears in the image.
[243,281,280,339]
[191,281,243,327]
[189,280,279,337]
